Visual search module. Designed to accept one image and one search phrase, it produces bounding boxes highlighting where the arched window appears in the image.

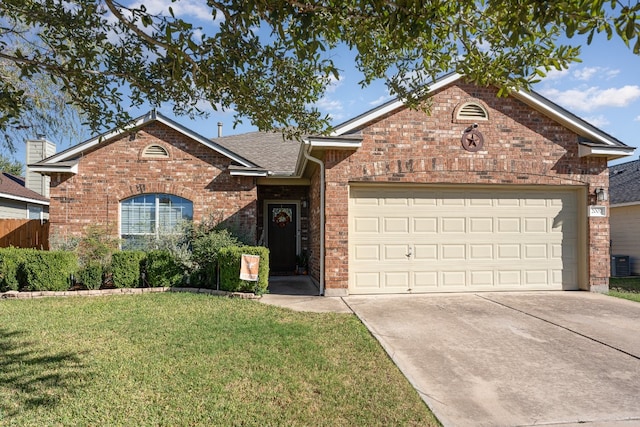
[120,194,193,248]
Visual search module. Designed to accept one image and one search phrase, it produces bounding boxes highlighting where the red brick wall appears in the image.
[320,82,609,293]
[49,122,257,243]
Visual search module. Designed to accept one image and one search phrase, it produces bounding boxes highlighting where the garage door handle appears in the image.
[406,246,412,259]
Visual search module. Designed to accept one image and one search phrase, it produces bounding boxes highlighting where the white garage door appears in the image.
[349,186,580,294]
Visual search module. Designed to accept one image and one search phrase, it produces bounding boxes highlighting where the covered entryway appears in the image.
[349,185,583,294]
[265,201,299,273]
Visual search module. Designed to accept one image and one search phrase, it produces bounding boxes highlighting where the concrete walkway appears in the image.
[261,276,352,313]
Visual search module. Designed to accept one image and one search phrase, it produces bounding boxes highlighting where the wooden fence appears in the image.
[0,219,50,250]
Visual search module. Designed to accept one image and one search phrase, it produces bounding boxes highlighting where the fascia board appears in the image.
[0,192,49,206]
[28,163,79,175]
[578,144,635,160]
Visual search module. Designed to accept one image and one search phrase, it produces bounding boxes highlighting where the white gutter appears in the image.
[0,192,50,206]
[302,147,325,296]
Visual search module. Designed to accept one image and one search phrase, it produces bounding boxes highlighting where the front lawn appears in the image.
[609,277,640,303]
[0,293,438,426]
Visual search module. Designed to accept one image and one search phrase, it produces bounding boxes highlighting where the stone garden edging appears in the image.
[0,287,261,300]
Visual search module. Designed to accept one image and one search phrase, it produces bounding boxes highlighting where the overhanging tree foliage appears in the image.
[0,0,638,141]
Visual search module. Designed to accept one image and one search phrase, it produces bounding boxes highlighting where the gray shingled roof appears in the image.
[0,172,49,204]
[610,159,640,205]
[214,132,301,175]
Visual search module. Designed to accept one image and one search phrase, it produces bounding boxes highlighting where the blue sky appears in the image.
[149,0,640,166]
[14,1,640,167]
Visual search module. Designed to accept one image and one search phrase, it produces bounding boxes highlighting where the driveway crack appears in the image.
[475,294,640,362]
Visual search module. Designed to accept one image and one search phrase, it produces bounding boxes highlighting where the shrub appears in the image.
[219,246,269,295]
[0,247,31,291]
[21,250,78,291]
[111,251,146,288]
[190,229,239,288]
[145,250,185,287]
[76,262,104,290]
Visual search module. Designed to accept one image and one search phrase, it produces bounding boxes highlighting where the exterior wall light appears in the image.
[596,188,608,202]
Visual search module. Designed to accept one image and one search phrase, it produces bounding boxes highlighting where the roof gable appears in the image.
[30,111,257,173]
[331,73,634,160]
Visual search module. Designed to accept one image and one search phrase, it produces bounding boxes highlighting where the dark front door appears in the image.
[267,203,297,273]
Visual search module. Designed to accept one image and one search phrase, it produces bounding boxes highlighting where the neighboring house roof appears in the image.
[0,172,49,206]
[331,72,634,160]
[29,110,259,174]
[610,159,640,206]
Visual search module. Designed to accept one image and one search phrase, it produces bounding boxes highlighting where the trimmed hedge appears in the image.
[21,250,78,291]
[145,250,185,287]
[111,251,146,288]
[77,262,104,290]
[219,246,269,295]
[0,247,31,291]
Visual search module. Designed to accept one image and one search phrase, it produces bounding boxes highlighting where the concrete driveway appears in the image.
[345,292,640,427]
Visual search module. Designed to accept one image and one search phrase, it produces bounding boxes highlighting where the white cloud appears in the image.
[128,0,214,22]
[540,85,640,112]
[540,67,570,81]
[573,66,620,81]
[635,116,640,122]
[583,115,610,128]
[369,94,392,106]
[315,97,345,121]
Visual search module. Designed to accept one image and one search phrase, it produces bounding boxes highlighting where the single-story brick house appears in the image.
[609,159,640,275]
[30,73,634,295]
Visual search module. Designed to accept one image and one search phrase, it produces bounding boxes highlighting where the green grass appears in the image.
[0,293,439,426]
[609,277,640,303]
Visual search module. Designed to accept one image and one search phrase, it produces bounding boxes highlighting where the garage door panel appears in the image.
[470,244,493,259]
[413,217,438,232]
[497,218,521,232]
[385,272,410,287]
[354,244,380,261]
[384,245,409,260]
[525,270,548,286]
[497,244,521,259]
[354,217,379,233]
[470,271,494,286]
[414,244,438,260]
[442,244,466,259]
[442,271,466,287]
[470,217,493,233]
[349,186,580,294]
[524,244,548,259]
[413,272,438,288]
[442,217,466,232]
[524,217,548,233]
[384,217,409,233]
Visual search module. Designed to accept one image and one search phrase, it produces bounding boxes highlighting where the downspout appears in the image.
[303,146,325,296]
